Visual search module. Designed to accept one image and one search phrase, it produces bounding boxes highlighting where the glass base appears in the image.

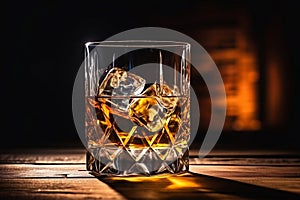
[86,146,189,176]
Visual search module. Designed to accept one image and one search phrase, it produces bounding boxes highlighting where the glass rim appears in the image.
[85,40,190,48]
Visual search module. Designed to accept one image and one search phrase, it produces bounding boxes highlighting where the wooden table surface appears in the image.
[1,148,300,199]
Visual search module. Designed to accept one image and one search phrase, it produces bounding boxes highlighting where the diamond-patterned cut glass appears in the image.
[85,41,190,176]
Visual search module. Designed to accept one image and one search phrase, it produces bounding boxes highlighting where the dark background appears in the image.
[1,1,299,150]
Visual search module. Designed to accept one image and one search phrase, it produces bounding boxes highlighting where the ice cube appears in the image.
[157,84,179,113]
[98,67,145,96]
[97,68,146,111]
[128,83,178,132]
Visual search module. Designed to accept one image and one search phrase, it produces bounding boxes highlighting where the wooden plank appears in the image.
[0,164,90,178]
[0,178,125,200]
[190,165,300,195]
[99,172,300,200]
[1,148,299,164]
[0,149,86,164]
[0,162,125,199]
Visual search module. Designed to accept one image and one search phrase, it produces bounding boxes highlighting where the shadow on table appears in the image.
[96,172,300,200]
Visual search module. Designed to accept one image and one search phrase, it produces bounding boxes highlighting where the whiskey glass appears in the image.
[85,41,190,176]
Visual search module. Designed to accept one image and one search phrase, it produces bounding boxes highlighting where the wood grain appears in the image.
[1,149,300,199]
